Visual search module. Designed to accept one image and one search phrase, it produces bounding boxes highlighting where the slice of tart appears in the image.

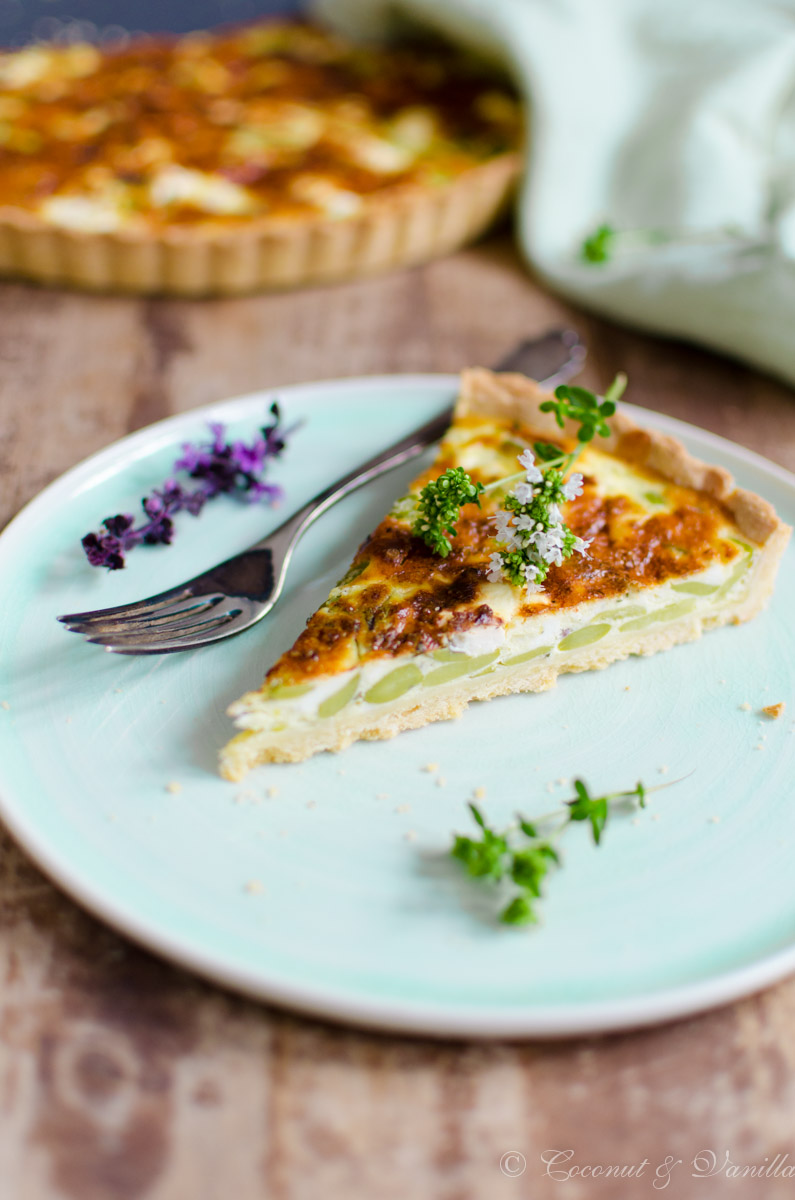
[220,369,790,779]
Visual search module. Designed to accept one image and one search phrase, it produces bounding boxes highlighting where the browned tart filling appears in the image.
[0,21,522,233]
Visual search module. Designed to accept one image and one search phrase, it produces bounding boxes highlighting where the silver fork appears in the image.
[58,329,586,654]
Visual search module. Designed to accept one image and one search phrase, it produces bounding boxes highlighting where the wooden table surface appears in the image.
[3,235,795,1200]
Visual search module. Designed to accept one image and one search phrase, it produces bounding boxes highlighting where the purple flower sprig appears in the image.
[82,402,291,570]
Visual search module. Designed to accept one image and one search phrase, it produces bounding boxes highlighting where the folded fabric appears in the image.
[316,0,795,386]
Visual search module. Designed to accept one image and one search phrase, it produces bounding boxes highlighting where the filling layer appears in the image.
[231,542,756,735]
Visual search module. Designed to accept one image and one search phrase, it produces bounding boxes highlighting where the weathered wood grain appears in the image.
[2,236,795,1200]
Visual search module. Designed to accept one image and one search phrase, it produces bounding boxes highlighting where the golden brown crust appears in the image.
[0,153,518,295]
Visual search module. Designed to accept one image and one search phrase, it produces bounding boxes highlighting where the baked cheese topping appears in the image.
[0,22,521,231]
[232,411,758,733]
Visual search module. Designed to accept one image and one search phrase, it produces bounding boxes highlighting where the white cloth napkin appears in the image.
[316,0,795,385]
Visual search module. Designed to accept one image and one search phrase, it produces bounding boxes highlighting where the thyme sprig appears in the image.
[410,377,627,592]
[412,466,484,557]
[451,775,673,926]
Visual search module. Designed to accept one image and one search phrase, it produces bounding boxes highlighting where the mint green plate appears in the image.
[1,375,794,1038]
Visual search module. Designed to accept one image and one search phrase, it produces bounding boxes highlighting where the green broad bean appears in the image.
[267,683,313,700]
[364,664,423,704]
[421,651,499,687]
[318,673,360,719]
[502,645,553,665]
[619,599,696,632]
[671,581,718,596]
[558,624,611,651]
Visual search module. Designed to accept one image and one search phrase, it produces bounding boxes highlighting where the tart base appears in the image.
[0,154,519,297]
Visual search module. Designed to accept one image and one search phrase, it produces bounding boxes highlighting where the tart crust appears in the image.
[220,369,791,779]
[0,152,519,297]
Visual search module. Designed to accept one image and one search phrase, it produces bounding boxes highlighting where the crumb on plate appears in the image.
[762,702,786,719]
[165,781,182,794]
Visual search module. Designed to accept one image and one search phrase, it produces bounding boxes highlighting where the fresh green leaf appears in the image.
[412,466,484,557]
[500,895,536,925]
[581,223,615,264]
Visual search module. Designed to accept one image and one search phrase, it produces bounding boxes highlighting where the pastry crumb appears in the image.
[473,786,486,800]
[651,813,660,822]
[753,744,765,751]
[395,803,411,814]
[658,765,669,775]
[165,781,182,794]
[624,686,631,691]
[113,688,123,694]
[0,700,10,711]
[65,716,72,724]
[762,702,786,719]
[244,879,264,895]
[739,702,752,711]
[631,817,640,826]
[267,786,279,798]
[376,792,389,800]
[306,799,317,809]
[404,830,418,842]
[556,776,568,786]
[709,815,721,824]
[422,762,439,773]
[337,768,346,776]
[435,776,447,787]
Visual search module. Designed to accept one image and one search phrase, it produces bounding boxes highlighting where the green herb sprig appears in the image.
[581,223,616,263]
[540,373,626,443]
[412,466,484,557]
[410,377,627,587]
[451,775,671,926]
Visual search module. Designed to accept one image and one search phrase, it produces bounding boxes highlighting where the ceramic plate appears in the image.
[1,375,794,1039]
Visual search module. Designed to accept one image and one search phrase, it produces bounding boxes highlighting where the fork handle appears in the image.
[249,329,585,597]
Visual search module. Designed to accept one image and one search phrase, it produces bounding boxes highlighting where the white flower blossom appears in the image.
[513,481,536,504]
[522,565,543,591]
[532,527,565,564]
[487,551,505,583]
[494,509,516,546]
[561,472,584,501]
[571,535,590,556]
[514,513,536,533]
[518,449,543,483]
[547,502,563,525]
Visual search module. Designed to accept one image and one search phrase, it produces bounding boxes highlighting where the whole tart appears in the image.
[0,22,522,295]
